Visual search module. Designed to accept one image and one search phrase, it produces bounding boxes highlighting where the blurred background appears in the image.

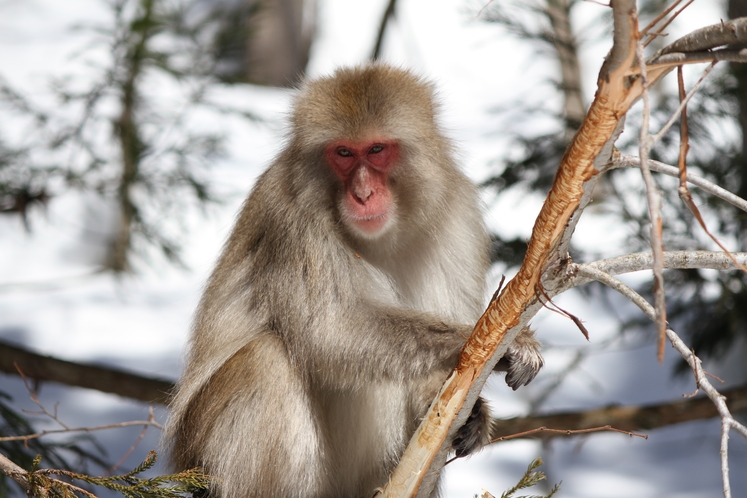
[1,0,746,496]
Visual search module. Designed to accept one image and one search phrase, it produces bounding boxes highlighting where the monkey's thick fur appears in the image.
[164,64,543,498]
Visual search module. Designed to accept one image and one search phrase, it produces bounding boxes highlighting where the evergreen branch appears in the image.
[2,450,210,498]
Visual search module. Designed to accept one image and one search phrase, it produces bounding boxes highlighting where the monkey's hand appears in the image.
[494,327,544,390]
[452,397,491,458]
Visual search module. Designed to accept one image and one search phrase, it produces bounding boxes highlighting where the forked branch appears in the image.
[380,3,747,497]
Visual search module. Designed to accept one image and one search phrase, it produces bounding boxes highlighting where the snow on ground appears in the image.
[1,0,746,497]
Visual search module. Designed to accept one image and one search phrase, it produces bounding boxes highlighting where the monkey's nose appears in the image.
[354,185,373,202]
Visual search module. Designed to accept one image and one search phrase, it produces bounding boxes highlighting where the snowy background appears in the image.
[1,0,746,496]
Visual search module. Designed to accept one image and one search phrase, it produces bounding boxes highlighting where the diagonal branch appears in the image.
[612,156,747,213]
[381,2,643,496]
[0,452,31,494]
[381,9,747,498]
[575,265,747,498]
[370,0,398,61]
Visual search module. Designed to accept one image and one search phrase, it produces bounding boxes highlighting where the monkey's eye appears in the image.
[369,144,384,154]
[337,148,353,157]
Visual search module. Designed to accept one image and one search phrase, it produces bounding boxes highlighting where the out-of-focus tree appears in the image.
[0,0,315,273]
[0,0,235,272]
[480,0,747,374]
[210,0,316,86]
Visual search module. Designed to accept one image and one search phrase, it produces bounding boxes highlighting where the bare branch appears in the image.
[612,156,747,213]
[0,340,174,404]
[584,251,747,276]
[0,418,163,443]
[642,0,694,48]
[492,383,747,440]
[656,18,747,56]
[371,0,397,61]
[651,48,747,65]
[0,452,31,493]
[574,265,747,498]
[489,424,647,445]
[641,0,684,36]
[636,32,667,361]
[651,62,716,145]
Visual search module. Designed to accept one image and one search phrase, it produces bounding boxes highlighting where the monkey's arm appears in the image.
[273,292,542,391]
[281,303,470,389]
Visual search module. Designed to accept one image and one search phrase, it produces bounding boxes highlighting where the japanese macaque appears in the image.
[165,64,543,498]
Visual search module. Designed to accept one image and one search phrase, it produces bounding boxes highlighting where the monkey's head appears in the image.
[290,64,451,243]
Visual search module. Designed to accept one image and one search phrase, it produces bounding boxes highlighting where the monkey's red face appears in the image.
[325,139,398,237]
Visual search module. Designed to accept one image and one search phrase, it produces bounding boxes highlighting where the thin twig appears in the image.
[575,265,747,498]
[444,424,647,465]
[2,365,163,443]
[535,286,589,340]
[643,0,694,47]
[0,419,164,443]
[641,0,682,36]
[370,0,397,61]
[671,68,747,274]
[107,423,149,474]
[17,366,70,430]
[489,424,648,444]
[636,27,667,362]
[650,62,717,145]
[677,66,689,182]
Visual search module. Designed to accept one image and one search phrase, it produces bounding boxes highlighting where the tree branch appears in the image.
[0,341,173,404]
[575,265,747,498]
[656,18,747,56]
[492,383,747,440]
[0,452,31,494]
[612,155,747,213]
[636,29,668,360]
[378,10,747,498]
[370,0,397,61]
[380,2,645,496]
[584,251,747,276]
[651,48,747,66]
[493,386,747,439]
[646,17,747,83]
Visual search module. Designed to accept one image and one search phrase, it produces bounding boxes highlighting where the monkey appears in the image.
[164,64,543,498]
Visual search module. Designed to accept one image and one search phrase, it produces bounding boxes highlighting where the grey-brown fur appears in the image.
[164,64,543,498]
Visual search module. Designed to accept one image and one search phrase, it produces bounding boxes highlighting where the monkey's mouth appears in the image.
[341,198,394,237]
[347,211,390,235]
